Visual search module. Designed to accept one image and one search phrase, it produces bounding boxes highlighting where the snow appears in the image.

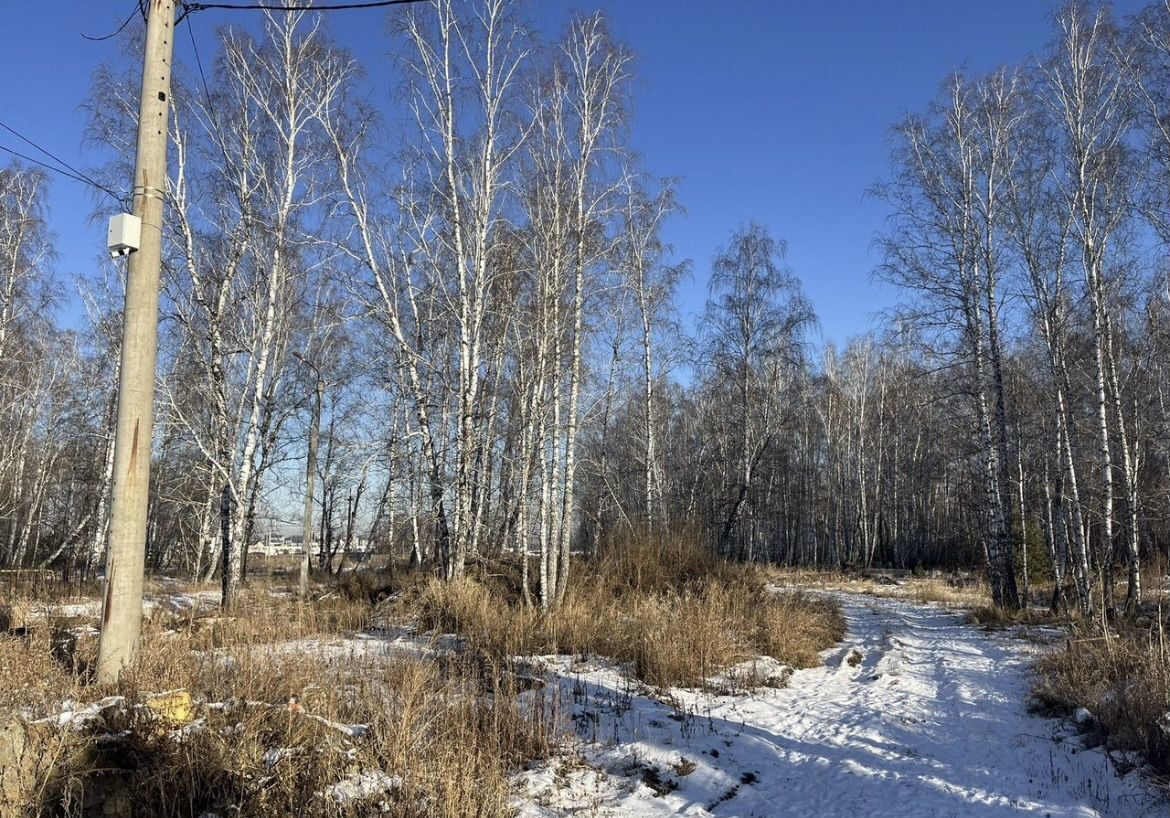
[515,592,1167,818]
[322,770,402,804]
[152,590,221,614]
[20,589,221,623]
[49,601,102,618]
[706,656,793,693]
[263,747,295,767]
[32,696,124,730]
[303,713,369,739]
[239,626,462,667]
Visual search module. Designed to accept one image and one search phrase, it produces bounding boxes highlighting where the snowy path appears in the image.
[517,592,1167,818]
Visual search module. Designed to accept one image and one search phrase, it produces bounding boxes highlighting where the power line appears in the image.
[183,10,239,186]
[182,0,427,13]
[0,119,126,204]
[81,5,141,42]
[0,144,126,206]
[0,144,96,189]
[185,15,216,115]
[0,120,98,185]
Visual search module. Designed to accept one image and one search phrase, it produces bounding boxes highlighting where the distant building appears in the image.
[247,534,300,557]
[248,533,374,557]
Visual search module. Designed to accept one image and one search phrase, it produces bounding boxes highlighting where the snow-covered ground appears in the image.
[19,587,224,622]
[18,583,1165,816]
[516,592,1168,818]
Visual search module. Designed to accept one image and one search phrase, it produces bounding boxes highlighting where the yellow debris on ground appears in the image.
[145,690,194,726]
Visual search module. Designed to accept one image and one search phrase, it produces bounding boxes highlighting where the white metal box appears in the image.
[107,213,142,257]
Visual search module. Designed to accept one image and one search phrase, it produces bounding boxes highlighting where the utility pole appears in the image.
[97,0,177,685]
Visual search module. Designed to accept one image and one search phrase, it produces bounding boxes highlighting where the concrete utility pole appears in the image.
[97,0,177,685]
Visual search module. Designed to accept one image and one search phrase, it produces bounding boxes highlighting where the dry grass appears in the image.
[1033,619,1170,779]
[966,604,1073,630]
[0,625,83,716]
[1,590,555,818]
[768,568,994,608]
[171,589,370,651]
[1,536,846,816]
[906,579,989,606]
[404,535,846,689]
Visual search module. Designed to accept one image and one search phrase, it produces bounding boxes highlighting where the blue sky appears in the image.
[0,0,1149,345]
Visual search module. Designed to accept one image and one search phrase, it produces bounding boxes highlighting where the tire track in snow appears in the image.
[516,592,1167,818]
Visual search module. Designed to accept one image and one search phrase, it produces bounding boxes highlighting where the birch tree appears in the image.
[1044,4,1138,611]
[877,72,1022,608]
[702,223,814,560]
[617,174,684,531]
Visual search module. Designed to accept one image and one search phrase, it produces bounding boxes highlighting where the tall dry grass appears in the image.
[1,590,554,818]
[2,534,845,816]
[406,533,845,688]
[1034,619,1170,780]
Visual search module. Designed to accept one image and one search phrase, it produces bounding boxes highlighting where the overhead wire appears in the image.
[181,0,427,13]
[184,12,216,118]
[69,0,426,202]
[183,8,240,189]
[81,4,141,42]
[0,121,106,192]
[0,144,100,190]
[0,120,126,204]
[177,0,423,198]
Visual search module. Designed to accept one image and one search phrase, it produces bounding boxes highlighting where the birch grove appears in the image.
[6,0,1170,617]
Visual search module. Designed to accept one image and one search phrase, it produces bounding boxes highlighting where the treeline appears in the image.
[0,1,1168,613]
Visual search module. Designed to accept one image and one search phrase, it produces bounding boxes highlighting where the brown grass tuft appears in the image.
[966,605,1068,629]
[405,534,845,689]
[1033,621,1170,779]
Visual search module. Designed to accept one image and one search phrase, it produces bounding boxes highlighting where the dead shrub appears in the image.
[331,566,432,605]
[911,581,966,604]
[589,529,718,596]
[753,591,847,669]
[414,575,536,659]
[626,591,730,686]
[0,626,84,715]
[155,588,370,651]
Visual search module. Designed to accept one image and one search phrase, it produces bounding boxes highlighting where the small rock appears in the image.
[0,720,54,818]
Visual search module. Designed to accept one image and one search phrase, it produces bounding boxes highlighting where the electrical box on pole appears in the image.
[107,213,142,258]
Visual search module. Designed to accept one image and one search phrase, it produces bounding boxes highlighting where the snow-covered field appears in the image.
[516,592,1167,818]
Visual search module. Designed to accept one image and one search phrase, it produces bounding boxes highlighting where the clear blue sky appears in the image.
[0,1,1149,345]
